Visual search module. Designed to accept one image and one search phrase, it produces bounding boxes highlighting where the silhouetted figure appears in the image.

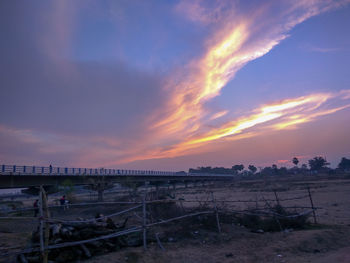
[60,195,69,210]
[49,164,52,173]
[33,199,39,217]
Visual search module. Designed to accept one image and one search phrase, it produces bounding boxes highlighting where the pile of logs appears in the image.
[18,215,144,263]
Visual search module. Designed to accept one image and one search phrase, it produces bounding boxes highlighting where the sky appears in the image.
[1,0,350,170]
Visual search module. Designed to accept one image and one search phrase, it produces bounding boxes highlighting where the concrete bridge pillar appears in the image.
[97,181,105,202]
[156,184,159,199]
[98,187,104,202]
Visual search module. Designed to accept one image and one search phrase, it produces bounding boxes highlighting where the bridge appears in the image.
[0,164,233,189]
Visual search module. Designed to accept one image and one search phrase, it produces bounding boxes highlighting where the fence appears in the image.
[0,186,319,262]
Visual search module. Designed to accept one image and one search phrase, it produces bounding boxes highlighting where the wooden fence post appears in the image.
[142,195,147,250]
[41,186,50,263]
[211,192,221,234]
[307,187,317,224]
[39,187,44,262]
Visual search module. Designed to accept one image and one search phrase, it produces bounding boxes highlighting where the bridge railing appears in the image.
[0,164,233,177]
[0,164,181,176]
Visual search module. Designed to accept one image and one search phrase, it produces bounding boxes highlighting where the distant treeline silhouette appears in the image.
[189,156,350,175]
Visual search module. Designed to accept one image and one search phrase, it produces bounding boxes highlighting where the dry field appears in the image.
[1,175,350,263]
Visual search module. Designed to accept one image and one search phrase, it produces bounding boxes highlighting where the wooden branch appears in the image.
[39,187,44,259]
[146,211,212,228]
[41,186,50,263]
[142,195,147,250]
[211,192,221,234]
[307,187,317,224]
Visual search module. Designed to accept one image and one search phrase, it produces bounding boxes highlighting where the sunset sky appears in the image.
[1,0,350,170]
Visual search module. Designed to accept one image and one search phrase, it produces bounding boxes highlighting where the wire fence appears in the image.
[0,186,320,262]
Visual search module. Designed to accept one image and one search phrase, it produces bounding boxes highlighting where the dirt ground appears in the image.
[1,175,350,263]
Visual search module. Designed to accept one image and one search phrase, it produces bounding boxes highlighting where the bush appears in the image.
[235,205,310,232]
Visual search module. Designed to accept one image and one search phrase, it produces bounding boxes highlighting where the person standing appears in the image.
[33,199,39,217]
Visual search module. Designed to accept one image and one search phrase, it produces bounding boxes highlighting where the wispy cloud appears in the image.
[79,0,350,166]
[302,43,340,53]
[209,110,229,120]
[133,1,350,163]
[108,90,350,166]
[1,0,350,168]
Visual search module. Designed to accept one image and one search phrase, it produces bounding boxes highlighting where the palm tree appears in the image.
[292,157,299,166]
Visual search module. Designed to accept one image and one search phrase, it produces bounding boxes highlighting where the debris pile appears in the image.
[18,215,142,263]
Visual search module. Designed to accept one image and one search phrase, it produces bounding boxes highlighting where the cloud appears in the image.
[1,0,350,168]
[302,43,340,53]
[132,1,350,162]
[209,110,229,120]
[137,91,350,160]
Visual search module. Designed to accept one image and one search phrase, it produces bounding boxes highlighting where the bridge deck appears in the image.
[0,164,233,188]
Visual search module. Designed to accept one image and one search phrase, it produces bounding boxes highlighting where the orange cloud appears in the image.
[149,1,347,141]
[117,1,350,165]
[209,110,229,120]
[120,91,350,164]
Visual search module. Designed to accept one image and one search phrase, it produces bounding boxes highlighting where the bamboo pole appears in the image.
[41,186,50,263]
[211,192,221,233]
[142,195,147,250]
[146,211,212,227]
[307,187,317,224]
[38,187,44,261]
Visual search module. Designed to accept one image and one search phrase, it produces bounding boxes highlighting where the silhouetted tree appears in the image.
[301,164,308,170]
[261,166,274,175]
[248,165,257,174]
[338,157,350,171]
[279,167,288,175]
[308,156,329,171]
[292,157,299,166]
[232,164,244,174]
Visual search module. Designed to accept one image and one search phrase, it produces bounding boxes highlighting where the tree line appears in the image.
[188,157,350,175]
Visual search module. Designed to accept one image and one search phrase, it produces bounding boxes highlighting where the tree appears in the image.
[308,156,329,171]
[248,165,257,174]
[232,164,244,174]
[261,166,273,175]
[292,157,299,166]
[279,167,288,175]
[338,157,350,171]
[301,164,308,170]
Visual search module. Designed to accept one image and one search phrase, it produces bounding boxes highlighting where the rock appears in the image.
[251,229,264,234]
[167,237,176,242]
